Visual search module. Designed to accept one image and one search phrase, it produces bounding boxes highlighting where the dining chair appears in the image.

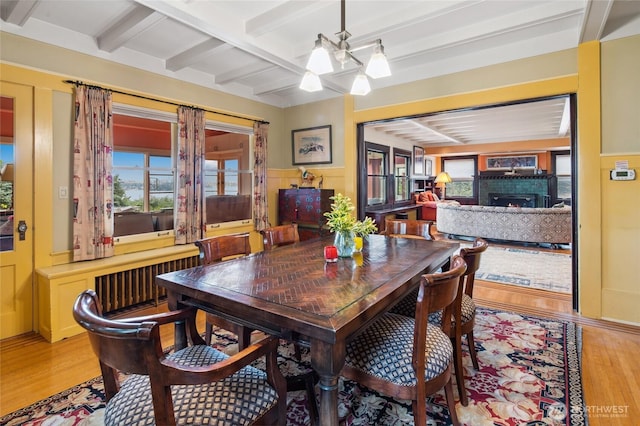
[454,238,488,371]
[260,223,300,250]
[383,218,435,240]
[341,256,467,426]
[195,233,253,347]
[73,289,287,426]
[390,237,488,406]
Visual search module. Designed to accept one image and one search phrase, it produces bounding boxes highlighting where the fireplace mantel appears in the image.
[477,174,553,180]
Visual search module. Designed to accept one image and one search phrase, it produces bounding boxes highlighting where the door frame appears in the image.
[0,82,34,339]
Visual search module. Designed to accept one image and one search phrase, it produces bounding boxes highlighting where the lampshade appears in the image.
[299,71,323,92]
[306,39,333,75]
[350,72,371,96]
[435,172,452,184]
[0,163,14,182]
[365,45,391,79]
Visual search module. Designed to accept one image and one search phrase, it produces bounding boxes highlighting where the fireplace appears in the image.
[489,193,537,208]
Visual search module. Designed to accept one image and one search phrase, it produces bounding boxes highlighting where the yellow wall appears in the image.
[1,30,639,326]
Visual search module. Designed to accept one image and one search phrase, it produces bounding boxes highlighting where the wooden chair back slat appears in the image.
[260,224,300,250]
[384,219,434,240]
[195,233,251,265]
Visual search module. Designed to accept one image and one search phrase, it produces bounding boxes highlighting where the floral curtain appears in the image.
[253,122,269,231]
[72,85,114,261]
[175,106,205,244]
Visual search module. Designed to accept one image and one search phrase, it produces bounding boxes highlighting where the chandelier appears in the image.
[299,0,391,95]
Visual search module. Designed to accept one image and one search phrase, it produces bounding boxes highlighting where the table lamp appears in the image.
[434,171,452,200]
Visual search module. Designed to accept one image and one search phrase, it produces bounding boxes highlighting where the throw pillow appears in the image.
[418,192,431,202]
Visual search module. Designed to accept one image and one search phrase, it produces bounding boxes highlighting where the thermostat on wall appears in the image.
[610,169,636,180]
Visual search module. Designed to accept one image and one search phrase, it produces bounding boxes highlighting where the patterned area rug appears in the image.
[0,308,586,426]
[467,245,572,294]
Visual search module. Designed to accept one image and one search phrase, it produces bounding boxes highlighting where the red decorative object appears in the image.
[324,245,338,262]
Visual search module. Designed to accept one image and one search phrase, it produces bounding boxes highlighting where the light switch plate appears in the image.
[58,186,68,199]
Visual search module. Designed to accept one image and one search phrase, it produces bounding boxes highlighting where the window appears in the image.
[366,142,389,207]
[552,151,572,204]
[203,128,252,225]
[112,112,174,237]
[393,148,411,203]
[442,156,477,199]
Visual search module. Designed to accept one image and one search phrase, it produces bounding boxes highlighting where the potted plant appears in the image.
[324,194,377,257]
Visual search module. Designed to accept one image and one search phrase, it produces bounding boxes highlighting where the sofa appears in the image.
[436,203,572,245]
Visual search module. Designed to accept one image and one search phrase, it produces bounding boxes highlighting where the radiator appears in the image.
[95,255,200,314]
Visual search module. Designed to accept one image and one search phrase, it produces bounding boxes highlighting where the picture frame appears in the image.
[413,146,424,175]
[292,125,332,165]
[486,155,538,170]
[424,157,433,176]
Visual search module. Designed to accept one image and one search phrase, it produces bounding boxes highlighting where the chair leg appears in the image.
[411,399,427,426]
[452,335,468,406]
[204,322,213,345]
[304,372,319,426]
[294,343,302,361]
[443,378,460,426]
[467,331,480,370]
[286,371,319,426]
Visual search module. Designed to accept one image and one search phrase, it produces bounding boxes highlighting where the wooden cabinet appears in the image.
[278,188,334,240]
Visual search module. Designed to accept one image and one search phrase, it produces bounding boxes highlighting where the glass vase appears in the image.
[334,230,355,257]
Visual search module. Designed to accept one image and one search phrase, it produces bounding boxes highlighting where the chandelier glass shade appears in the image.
[299,71,323,92]
[350,71,371,96]
[299,0,391,95]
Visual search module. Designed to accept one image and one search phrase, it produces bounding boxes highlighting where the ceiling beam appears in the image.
[579,0,614,42]
[97,6,167,52]
[166,38,225,71]
[246,1,328,38]
[1,0,39,26]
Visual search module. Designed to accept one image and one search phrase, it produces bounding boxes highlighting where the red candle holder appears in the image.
[324,245,338,262]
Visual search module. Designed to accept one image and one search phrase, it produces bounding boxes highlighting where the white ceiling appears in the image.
[2,0,639,147]
[365,95,571,149]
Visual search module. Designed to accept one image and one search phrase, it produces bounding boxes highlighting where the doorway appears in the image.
[356,95,578,310]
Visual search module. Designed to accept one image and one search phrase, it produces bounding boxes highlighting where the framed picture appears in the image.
[424,157,433,176]
[413,146,424,175]
[486,155,538,170]
[292,125,332,165]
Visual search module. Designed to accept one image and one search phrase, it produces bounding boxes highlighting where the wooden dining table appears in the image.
[156,233,459,426]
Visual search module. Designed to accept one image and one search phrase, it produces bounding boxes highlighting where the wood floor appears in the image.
[2,243,639,425]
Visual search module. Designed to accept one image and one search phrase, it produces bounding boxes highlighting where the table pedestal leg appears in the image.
[311,339,344,426]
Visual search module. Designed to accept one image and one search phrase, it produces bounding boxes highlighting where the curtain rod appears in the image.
[64,80,269,125]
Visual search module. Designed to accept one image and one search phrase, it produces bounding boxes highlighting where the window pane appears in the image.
[113,152,145,212]
[557,176,571,199]
[367,148,388,206]
[446,180,473,197]
[203,131,252,225]
[444,158,475,178]
[149,155,173,211]
[556,155,571,175]
[368,176,387,205]
[394,153,410,202]
[203,159,218,195]
[443,158,476,198]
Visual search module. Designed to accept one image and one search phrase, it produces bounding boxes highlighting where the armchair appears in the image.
[414,191,440,221]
